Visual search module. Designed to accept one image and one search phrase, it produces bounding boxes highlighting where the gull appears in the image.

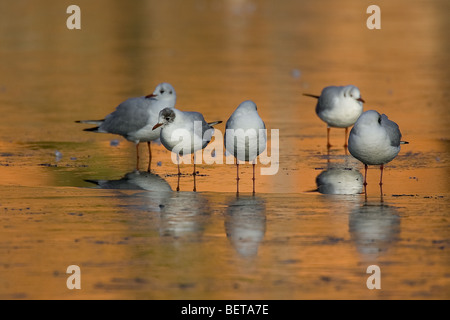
[348,110,408,198]
[76,82,177,171]
[224,100,267,195]
[152,107,222,191]
[304,85,364,148]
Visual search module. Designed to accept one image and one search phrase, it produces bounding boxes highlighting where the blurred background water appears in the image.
[0,0,448,299]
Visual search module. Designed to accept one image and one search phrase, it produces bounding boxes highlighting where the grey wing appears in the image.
[182,111,208,130]
[317,86,340,112]
[100,97,150,135]
[381,114,401,147]
[188,111,215,142]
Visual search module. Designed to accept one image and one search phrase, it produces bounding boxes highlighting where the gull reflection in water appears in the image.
[349,203,400,259]
[158,192,211,240]
[316,166,364,195]
[224,196,266,258]
[84,170,210,240]
[84,170,174,213]
[85,170,173,192]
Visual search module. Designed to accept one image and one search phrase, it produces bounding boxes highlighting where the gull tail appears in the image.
[82,126,101,132]
[84,179,101,186]
[75,119,104,125]
[75,119,104,132]
[400,141,409,144]
[303,93,320,99]
[208,120,222,127]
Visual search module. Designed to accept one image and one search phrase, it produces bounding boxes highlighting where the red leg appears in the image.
[236,158,240,196]
[252,162,256,195]
[380,183,384,203]
[327,126,332,149]
[176,155,180,192]
[147,142,152,172]
[344,127,348,149]
[193,154,197,192]
[363,164,368,201]
[379,164,384,186]
[136,143,140,171]
[364,164,368,186]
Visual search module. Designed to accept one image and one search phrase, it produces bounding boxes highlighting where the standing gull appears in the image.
[304,85,364,148]
[348,110,408,198]
[76,82,177,171]
[224,100,267,195]
[153,107,222,191]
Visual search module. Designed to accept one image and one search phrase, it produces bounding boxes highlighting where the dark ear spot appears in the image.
[378,116,382,124]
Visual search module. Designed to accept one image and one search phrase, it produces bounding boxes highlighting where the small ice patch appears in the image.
[291,69,301,79]
[55,150,62,162]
